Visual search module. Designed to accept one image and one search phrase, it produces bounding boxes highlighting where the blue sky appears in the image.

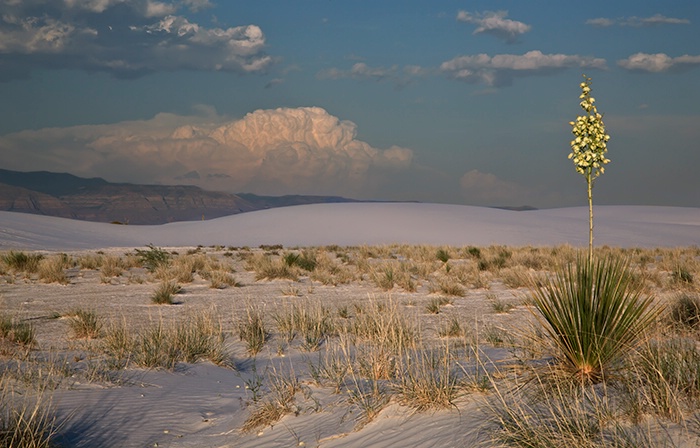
[0,0,698,208]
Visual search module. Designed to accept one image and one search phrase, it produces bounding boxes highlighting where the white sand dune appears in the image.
[1,203,698,251]
[2,203,699,447]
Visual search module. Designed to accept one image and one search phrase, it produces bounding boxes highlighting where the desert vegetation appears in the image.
[0,244,699,446]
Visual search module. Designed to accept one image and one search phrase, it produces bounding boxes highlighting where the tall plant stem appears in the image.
[587,170,593,266]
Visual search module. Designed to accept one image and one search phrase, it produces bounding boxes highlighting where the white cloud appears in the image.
[618,53,700,73]
[0,107,414,198]
[0,0,271,79]
[586,14,690,27]
[441,50,606,87]
[457,10,531,44]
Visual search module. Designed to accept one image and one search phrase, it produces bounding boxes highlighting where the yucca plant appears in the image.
[531,254,660,382]
[569,75,610,265]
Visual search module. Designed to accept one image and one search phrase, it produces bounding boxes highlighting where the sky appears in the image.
[0,0,698,209]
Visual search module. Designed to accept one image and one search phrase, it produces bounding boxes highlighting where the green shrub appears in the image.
[436,248,450,263]
[531,255,660,382]
[135,244,170,272]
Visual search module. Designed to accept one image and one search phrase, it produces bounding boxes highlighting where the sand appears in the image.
[1,203,699,447]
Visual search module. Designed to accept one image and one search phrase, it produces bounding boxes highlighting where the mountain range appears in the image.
[0,169,358,225]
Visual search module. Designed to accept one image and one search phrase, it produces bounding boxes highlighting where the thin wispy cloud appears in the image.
[441,51,606,87]
[586,14,690,27]
[618,53,700,72]
[0,0,271,80]
[456,10,531,44]
[317,62,426,87]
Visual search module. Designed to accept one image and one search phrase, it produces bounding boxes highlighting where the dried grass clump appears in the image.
[241,363,302,432]
[0,376,59,448]
[99,255,124,280]
[66,309,102,339]
[429,278,465,297]
[37,255,70,284]
[238,304,269,355]
[668,292,700,331]
[1,251,43,275]
[309,251,357,285]
[394,342,463,411]
[0,313,35,349]
[76,253,104,270]
[246,253,300,281]
[151,281,181,304]
[103,310,228,369]
[204,269,240,289]
[273,300,334,351]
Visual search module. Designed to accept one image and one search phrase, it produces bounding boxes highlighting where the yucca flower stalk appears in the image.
[531,255,659,383]
[569,75,610,265]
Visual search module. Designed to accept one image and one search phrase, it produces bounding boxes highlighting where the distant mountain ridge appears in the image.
[0,169,359,225]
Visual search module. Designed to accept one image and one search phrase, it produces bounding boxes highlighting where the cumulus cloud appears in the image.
[0,107,414,198]
[0,0,271,80]
[459,170,527,205]
[618,53,700,73]
[586,14,690,27]
[457,10,531,44]
[441,50,606,87]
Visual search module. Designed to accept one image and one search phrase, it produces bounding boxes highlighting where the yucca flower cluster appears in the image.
[569,75,610,179]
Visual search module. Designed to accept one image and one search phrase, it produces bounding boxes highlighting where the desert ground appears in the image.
[1,203,699,447]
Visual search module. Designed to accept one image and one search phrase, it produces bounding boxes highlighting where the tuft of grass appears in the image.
[151,281,181,305]
[307,340,350,393]
[102,311,227,369]
[431,279,465,297]
[37,255,70,284]
[372,266,396,291]
[1,251,44,274]
[174,310,227,365]
[283,251,317,272]
[395,342,462,411]
[425,297,453,314]
[0,314,35,347]
[436,248,450,263]
[247,253,300,281]
[0,378,59,448]
[99,255,124,279]
[134,244,170,272]
[487,292,515,314]
[239,304,269,356]
[273,301,333,351]
[530,254,661,382]
[66,309,102,339]
[671,264,694,286]
[77,253,103,270]
[241,363,301,432]
[437,316,464,338]
[625,336,700,422]
[204,269,240,289]
[668,293,700,331]
[487,367,660,448]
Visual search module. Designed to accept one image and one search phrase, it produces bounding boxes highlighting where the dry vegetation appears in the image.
[1,244,699,446]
